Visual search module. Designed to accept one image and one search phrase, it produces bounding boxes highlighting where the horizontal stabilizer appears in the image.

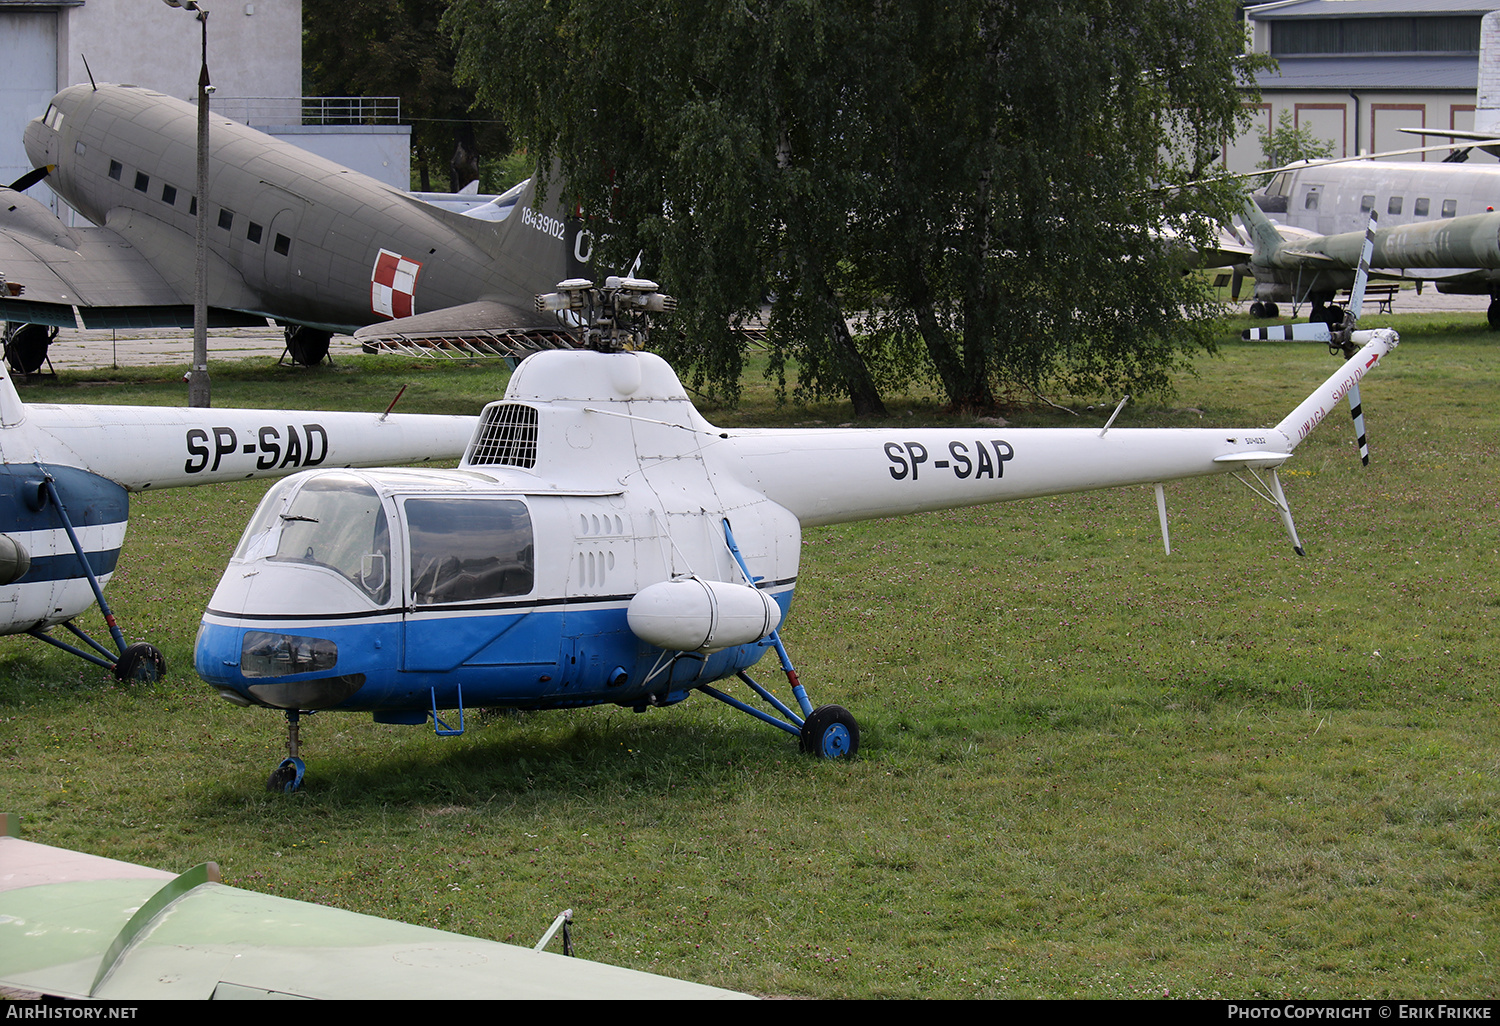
[1212,451,1292,468]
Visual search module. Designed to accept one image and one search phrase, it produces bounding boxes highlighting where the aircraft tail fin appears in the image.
[413,171,592,297]
[1239,196,1287,266]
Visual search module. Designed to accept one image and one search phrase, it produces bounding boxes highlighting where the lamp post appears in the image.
[163,0,211,407]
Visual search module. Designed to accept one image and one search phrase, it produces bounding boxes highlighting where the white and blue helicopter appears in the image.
[195,260,1398,792]
[0,363,476,679]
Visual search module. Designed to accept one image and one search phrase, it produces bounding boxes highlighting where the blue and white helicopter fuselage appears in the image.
[197,352,802,722]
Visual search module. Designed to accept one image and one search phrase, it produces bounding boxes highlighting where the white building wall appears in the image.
[65,0,301,103]
[1228,92,1499,172]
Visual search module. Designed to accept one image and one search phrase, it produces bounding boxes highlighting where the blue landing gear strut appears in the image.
[704,520,860,759]
[27,469,165,682]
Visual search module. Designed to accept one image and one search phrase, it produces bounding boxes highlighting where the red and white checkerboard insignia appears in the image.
[370,249,422,319]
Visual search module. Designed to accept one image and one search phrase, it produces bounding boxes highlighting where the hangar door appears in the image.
[0,12,60,210]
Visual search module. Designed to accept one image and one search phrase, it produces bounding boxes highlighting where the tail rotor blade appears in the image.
[1242,322,1331,342]
[1341,211,1379,464]
[1345,209,1378,328]
[1349,382,1370,466]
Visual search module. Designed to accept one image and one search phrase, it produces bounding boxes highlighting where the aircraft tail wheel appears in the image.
[113,643,165,682]
[267,756,305,793]
[799,704,859,759]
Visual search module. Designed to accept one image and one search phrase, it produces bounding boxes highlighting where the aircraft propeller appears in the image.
[1241,211,1380,466]
[6,165,53,193]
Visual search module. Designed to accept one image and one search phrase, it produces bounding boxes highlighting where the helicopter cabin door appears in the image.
[399,495,561,683]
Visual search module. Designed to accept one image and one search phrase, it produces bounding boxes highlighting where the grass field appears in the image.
[1,313,1496,999]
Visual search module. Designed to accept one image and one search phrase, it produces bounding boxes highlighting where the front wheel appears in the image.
[799,704,859,759]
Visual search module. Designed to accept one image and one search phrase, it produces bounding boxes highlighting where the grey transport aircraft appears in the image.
[1235,7,1500,325]
[0,83,589,371]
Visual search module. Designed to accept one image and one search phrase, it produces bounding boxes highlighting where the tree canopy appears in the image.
[447,0,1261,412]
[305,0,509,192]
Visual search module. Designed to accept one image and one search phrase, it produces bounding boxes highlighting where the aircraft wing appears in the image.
[0,821,749,1000]
[352,299,558,339]
[0,187,264,330]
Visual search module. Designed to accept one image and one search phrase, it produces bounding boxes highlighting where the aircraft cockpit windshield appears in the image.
[239,473,392,604]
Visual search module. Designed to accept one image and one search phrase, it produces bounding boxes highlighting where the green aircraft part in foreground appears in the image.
[0,815,749,1000]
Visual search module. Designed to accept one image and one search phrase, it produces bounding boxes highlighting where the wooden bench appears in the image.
[1337,283,1400,314]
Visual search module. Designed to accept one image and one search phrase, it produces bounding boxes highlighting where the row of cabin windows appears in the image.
[1305,188,1459,220]
[108,158,291,255]
[1360,194,1459,219]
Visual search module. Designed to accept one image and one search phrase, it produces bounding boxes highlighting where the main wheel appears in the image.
[1248,301,1265,318]
[5,323,53,375]
[1488,299,1500,330]
[799,704,859,759]
[285,326,332,366]
[113,643,166,682]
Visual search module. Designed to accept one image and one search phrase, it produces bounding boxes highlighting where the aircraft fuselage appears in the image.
[17,84,572,332]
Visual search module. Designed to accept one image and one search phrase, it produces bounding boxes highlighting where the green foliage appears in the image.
[1259,110,1337,171]
[305,0,510,192]
[446,0,1265,412]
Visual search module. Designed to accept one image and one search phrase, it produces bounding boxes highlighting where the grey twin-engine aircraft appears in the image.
[0,83,587,370]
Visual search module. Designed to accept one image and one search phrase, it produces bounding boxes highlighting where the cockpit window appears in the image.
[405,497,533,604]
[44,106,64,132]
[267,474,391,603]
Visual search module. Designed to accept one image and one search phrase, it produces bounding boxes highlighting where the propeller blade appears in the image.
[6,165,53,192]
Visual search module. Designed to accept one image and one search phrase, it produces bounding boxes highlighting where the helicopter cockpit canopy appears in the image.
[228,471,536,614]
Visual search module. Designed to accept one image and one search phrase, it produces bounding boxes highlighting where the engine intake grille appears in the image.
[468,402,538,468]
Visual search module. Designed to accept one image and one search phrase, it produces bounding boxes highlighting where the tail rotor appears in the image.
[1241,210,1381,466]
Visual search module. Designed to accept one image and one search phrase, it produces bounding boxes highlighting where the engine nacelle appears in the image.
[627,577,782,653]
